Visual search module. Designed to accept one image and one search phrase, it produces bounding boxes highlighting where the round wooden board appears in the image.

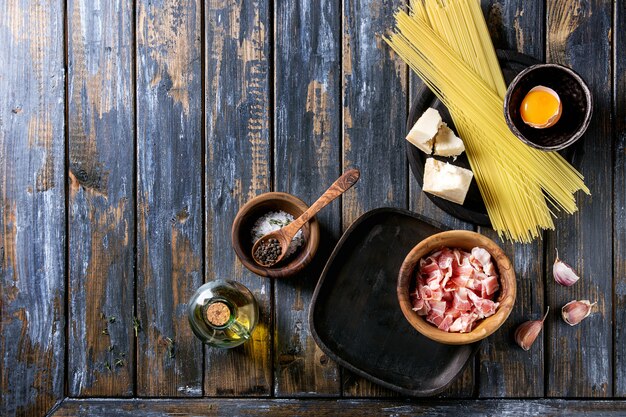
[406,50,582,227]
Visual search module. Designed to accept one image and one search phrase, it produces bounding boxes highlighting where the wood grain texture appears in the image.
[67,0,134,396]
[274,0,342,396]
[477,237,545,397]
[52,398,626,417]
[204,0,272,396]
[0,0,66,415]
[136,0,203,396]
[545,0,613,397]
[407,73,476,398]
[477,0,545,398]
[341,0,408,397]
[407,76,475,398]
[1,0,625,407]
[614,0,626,398]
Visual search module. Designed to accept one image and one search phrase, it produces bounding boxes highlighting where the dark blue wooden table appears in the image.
[1,0,625,415]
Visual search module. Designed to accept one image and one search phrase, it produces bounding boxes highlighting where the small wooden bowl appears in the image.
[231,192,320,278]
[504,63,592,151]
[397,231,516,345]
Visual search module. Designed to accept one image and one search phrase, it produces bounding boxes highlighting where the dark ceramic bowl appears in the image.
[231,192,320,278]
[504,63,592,151]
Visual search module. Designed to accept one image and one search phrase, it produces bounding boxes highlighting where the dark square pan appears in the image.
[309,208,480,396]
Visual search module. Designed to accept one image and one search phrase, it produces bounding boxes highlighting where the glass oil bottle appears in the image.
[187,280,258,348]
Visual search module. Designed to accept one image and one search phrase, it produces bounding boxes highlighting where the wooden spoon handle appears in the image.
[284,168,360,235]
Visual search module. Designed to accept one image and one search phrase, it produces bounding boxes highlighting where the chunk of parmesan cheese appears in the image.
[423,158,473,205]
[406,107,441,154]
[434,123,465,157]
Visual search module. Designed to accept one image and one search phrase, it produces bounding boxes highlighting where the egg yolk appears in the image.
[520,90,560,127]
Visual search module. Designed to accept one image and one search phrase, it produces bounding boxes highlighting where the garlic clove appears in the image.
[553,248,580,286]
[515,307,549,351]
[561,300,595,326]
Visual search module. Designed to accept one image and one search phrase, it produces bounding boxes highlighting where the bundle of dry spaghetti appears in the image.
[385,0,589,243]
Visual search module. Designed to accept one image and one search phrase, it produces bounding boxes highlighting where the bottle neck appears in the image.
[204,299,235,328]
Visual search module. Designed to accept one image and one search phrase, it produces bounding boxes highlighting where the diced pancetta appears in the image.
[452,258,474,278]
[484,262,497,276]
[448,317,464,333]
[471,247,492,268]
[482,274,499,296]
[418,283,432,300]
[448,312,479,333]
[437,315,454,331]
[453,249,463,266]
[428,278,442,290]
[438,248,455,269]
[413,246,500,332]
[429,300,447,318]
[467,278,481,293]
[426,314,444,327]
[442,289,454,302]
[452,287,472,311]
[451,274,470,288]
[430,250,443,259]
[412,298,431,315]
[440,268,452,290]
[467,290,499,318]
[443,279,457,293]
[445,306,462,319]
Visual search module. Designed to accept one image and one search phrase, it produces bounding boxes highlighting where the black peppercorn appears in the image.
[253,238,282,266]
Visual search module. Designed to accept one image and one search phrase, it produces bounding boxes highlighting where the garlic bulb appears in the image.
[561,300,595,326]
[553,248,580,286]
[515,307,549,351]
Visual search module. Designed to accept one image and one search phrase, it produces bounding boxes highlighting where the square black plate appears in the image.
[309,208,480,396]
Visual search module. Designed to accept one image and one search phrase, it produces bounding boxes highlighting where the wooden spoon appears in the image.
[252,168,360,267]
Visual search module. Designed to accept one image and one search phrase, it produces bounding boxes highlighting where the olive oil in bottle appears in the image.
[187,280,258,348]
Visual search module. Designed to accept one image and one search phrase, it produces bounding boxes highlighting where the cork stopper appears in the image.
[206,302,231,327]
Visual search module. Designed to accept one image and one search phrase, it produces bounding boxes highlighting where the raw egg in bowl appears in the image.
[504,64,592,151]
[520,85,562,129]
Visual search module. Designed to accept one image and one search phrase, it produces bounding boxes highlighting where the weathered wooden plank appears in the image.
[52,398,626,417]
[67,0,134,396]
[0,0,66,415]
[614,0,626,398]
[545,0,613,397]
[477,237,545,397]
[204,0,272,396]
[273,0,342,397]
[136,0,203,396]
[340,0,408,397]
[344,366,475,399]
[403,0,479,393]
[407,85,475,398]
[477,0,545,398]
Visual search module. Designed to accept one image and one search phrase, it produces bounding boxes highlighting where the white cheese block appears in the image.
[422,158,473,205]
[434,123,465,157]
[406,107,442,154]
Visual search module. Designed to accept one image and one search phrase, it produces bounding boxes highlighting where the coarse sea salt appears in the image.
[251,211,304,258]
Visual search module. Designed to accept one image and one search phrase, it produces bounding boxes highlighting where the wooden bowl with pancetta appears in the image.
[397,230,516,345]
